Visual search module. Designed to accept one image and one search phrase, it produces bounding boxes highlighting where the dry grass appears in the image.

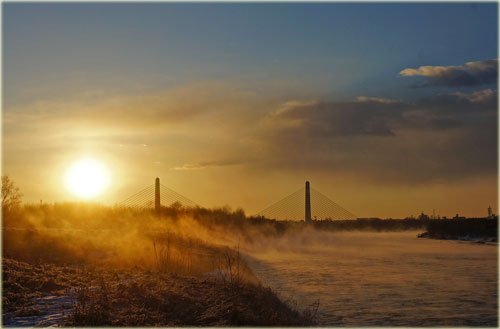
[3,257,314,326]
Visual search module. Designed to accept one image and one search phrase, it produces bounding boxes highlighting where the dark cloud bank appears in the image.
[258,89,497,184]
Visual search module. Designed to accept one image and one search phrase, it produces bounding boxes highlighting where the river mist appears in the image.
[244,231,498,326]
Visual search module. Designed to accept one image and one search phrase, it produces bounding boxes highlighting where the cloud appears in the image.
[4,79,497,194]
[261,90,496,142]
[400,59,498,87]
[450,88,497,103]
[170,159,244,171]
[266,99,408,137]
[3,81,268,132]
[413,88,497,116]
[356,96,401,104]
[254,90,497,184]
[2,81,275,169]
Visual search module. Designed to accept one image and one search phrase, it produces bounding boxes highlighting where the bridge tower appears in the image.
[305,181,312,223]
[155,177,161,214]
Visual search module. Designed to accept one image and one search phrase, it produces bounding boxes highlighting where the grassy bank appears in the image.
[3,258,313,326]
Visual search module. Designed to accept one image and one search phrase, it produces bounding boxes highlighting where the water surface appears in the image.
[246,231,497,326]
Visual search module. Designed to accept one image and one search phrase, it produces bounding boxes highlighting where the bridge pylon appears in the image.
[305,181,312,223]
[155,177,161,214]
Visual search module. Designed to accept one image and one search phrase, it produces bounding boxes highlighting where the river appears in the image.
[245,230,497,326]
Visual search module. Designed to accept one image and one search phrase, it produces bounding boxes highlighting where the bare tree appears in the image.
[2,176,23,212]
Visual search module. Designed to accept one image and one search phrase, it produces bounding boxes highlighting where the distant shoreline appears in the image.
[414,217,497,245]
[417,231,498,244]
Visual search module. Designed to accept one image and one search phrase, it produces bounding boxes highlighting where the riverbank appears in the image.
[2,257,314,326]
[2,203,321,326]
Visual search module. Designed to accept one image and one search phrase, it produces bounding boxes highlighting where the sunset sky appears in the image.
[3,3,498,218]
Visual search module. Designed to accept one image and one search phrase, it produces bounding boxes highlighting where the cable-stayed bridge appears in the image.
[117,178,356,221]
[256,181,356,221]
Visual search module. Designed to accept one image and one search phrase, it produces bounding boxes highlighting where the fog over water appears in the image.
[244,231,498,326]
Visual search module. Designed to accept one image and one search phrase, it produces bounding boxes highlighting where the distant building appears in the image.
[453,213,466,220]
[488,206,493,219]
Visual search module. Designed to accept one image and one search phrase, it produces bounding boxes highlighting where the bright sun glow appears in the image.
[64,158,110,199]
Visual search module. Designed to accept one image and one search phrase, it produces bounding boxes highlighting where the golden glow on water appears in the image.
[64,158,110,199]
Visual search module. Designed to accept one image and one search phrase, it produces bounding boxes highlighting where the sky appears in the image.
[2,2,498,218]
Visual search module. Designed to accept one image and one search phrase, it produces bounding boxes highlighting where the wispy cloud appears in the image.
[450,88,497,103]
[356,96,401,104]
[400,59,498,87]
[170,159,244,171]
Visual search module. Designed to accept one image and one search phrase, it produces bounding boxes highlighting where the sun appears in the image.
[64,158,110,199]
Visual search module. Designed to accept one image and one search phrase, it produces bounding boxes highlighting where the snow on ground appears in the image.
[3,293,75,327]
